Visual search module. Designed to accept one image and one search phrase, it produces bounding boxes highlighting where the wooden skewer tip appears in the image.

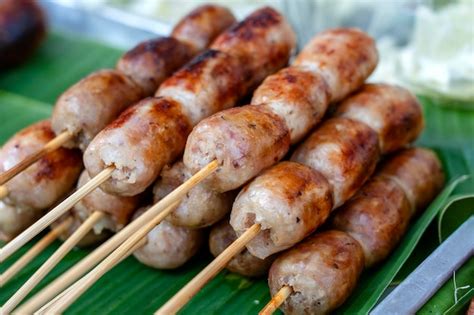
[259,286,293,315]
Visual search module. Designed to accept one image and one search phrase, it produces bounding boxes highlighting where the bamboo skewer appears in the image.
[35,237,147,315]
[156,223,262,315]
[259,286,293,315]
[0,218,72,286]
[47,202,180,313]
[17,160,218,313]
[0,131,73,186]
[1,211,105,313]
[1,166,114,261]
[0,185,8,199]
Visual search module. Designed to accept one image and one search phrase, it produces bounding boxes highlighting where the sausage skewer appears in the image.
[1,169,141,312]
[15,7,296,312]
[156,83,423,314]
[261,148,444,315]
[0,4,235,186]
[1,4,239,261]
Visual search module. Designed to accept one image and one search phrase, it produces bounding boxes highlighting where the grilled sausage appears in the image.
[171,4,236,53]
[84,7,295,196]
[211,6,296,89]
[0,120,82,210]
[291,118,380,208]
[0,200,38,242]
[209,219,274,277]
[84,97,191,196]
[0,0,46,69]
[73,170,140,232]
[52,70,144,151]
[156,49,246,126]
[334,84,424,154]
[184,105,290,193]
[331,176,412,267]
[377,148,445,213]
[251,67,330,144]
[230,162,333,259]
[268,231,364,315]
[116,38,194,96]
[153,161,235,228]
[293,28,378,102]
[132,207,204,269]
[118,4,236,95]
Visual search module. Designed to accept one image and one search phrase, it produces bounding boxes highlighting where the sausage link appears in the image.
[211,7,296,89]
[156,49,246,126]
[331,176,412,267]
[209,219,274,277]
[116,38,194,96]
[251,67,330,144]
[184,105,290,193]
[335,84,424,154]
[153,161,235,228]
[268,231,364,315]
[0,0,46,69]
[132,207,204,269]
[293,28,378,102]
[171,4,236,53]
[376,148,445,214]
[52,70,144,151]
[230,162,333,259]
[0,200,39,242]
[84,97,191,196]
[73,171,140,232]
[291,118,380,208]
[0,120,83,210]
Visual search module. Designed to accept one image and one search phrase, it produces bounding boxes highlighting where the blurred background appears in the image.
[47,0,474,104]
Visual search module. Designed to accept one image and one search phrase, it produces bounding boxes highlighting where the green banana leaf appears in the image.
[1,31,474,315]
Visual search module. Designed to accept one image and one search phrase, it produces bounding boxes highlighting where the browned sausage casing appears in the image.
[0,0,46,69]
[84,97,191,196]
[0,120,82,210]
[73,171,140,232]
[184,105,291,193]
[293,28,378,102]
[209,219,274,277]
[331,148,443,268]
[335,84,424,154]
[171,4,236,53]
[132,207,204,269]
[331,176,412,267]
[211,6,296,89]
[291,118,380,208]
[52,213,111,248]
[377,148,445,213]
[268,231,364,315]
[116,38,194,96]
[230,162,333,259]
[118,4,236,95]
[156,49,246,126]
[251,67,330,144]
[52,70,144,151]
[153,161,235,228]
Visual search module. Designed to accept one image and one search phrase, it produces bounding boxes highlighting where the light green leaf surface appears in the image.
[1,32,474,314]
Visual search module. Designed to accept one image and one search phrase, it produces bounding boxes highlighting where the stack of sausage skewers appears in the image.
[1,2,238,309]
[2,4,297,313]
[0,4,446,315]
